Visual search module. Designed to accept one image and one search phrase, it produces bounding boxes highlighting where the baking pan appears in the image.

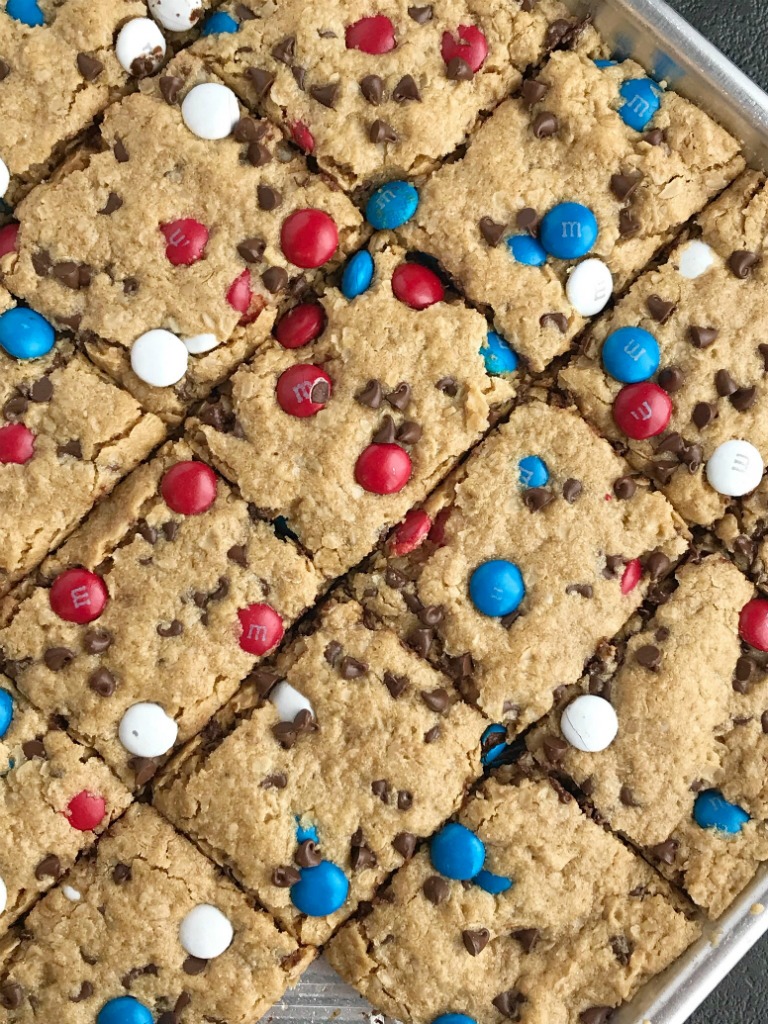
[268,3,768,1022]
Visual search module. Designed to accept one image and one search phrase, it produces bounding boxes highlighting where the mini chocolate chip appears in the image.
[4,394,28,418]
[247,141,272,166]
[532,111,558,138]
[372,779,389,802]
[44,646,75,671]
[610,172,643,201]
[83,629,112,654]
[539,312,568,333]
[421,687,449,712]
[22,739,46,759]
[159,76,184,105]
[77,53,103,80]
[397,420,422,444]
[729,250,760,279]
[618,209,639,236]
[114,138,129,162]
[692,402,716,429]
[650,838,679,864]
[227,544,248,568]
[522,78,548,106]
[157,620,183,638]
[89,668,116,697]
[372,415,397,444]
[130,757,159,786]
[735,656,755,684]
[446,56,473,80]
[731,386,757,411]
[635,644,661,670]
[523,488,554,512]
[761,710,768,734]
[29,377,53,402]
[162,521,179,541]
[35,853,61,880]
[295,840,321,868]
[423,875,450,904]
[424,724,441,743]
[0,60,9,81]
[350,835,377,870]
[642,128,665,145]
[233,116,263,143]
[397,790,413,810]
[493,990,527,1020]
[310,83,338,108]
[182,956,208,975]
[257,184,282,210]
[462,928,490,956]
[70,980,94,1002]
[516,207,540,234]
[511,928,540,953]
[237,237,266,263]
[261,772,287,789]
[355,379,383,409]
[408,4,433,21]
[58,439,84,461]
[613,476,635,499]
[246,67,275,97]
[262,266,288,292]
[418,604,444,626]
[393,74,421,102]
[271,35,296,64]
[646,294,676,323]
[436,376,458,396]
[359,74,385,106]
[543,734,568,763]
[112,862,132,884]
[384,671,408,698]
[688,325,718,349]
[387,382,412,410]
[339,656,368,679]
[393,831,417,858]
[272,865,301,887]
[99,192,123,215]
[580,1007,614,1024]
[562,478,582,503]
[619,785,640,807]
[479,217,506,246]
[655,627,670,642]
[370,119,398,144]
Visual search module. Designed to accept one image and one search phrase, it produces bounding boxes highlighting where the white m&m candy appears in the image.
[130,329,189,387]
[565,258,613,316]
[183,332,220,355]
[115,18,167,78]
[0,158,9,200]
[677,240,716,280]
[118,702,178,757]
[179,904,234,959]
[269,681,314,722]
[62,885,81,902]
[149,0,203,32]
[182,83,240,140]
[706,440,764,497]
[561,695,618,752]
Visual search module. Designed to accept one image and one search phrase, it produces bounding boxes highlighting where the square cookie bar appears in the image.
[191,0,594,190]
[154,598,486,945]
[560,171,768,584]
[0,677,131,936]
[399,50,743,371]
[0,440,321,787]
[0,804,314,1022]
[350,399,688,727]
[7,52,365,423]
[0,292,165,597]
[189,237,517,580]
[327,771,699,1024]
[529,556,768,919]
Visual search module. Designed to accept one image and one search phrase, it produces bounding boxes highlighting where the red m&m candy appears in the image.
[280,209,338,269]
[346,15,396,53]
[441,24,488,73]
[428,507,452,547]
[160,218,209,266]
[355,443,412,494]
[50,569,108,624]
[276,364,332,417]
[65,790,106,831]
[739,599,768,651]
[613,382,672,440]
[274,303,326,349]
[388,508,432,556]
[0,422,35,464]
[0,222,19,258]
[238,603,284,655]
[161,461,218,515]
[620,558,642,595]
[226,269,253,313]
[290,120,315,153]
[391,263,445,309]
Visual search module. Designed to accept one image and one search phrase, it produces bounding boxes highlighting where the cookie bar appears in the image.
[529,556,768,919]
[7,52,365,423]
[0,677,131,936]
[154,598,486,945]
[327,771,699,1024]
[559,171,768,581]
[189,237,516,580]
[0,439,321,787]
[0,292,165,597]
[350,399,688,727]
[191,0,594,190]
[0,803,314,1022]
[399,50,743,371]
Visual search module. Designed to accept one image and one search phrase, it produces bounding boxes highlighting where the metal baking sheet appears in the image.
[268,3,768,1023]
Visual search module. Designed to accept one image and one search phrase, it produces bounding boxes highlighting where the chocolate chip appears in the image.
[130,756,159,786]
[408,4,433,21]
[610,172,642,201]
[635,644,661,670]
[420,688,449,712]
[372,415,397,444]
[613,476,635,499]
[539,312,568,333]
[257,184,282,210]
[393,831,417,858]
[311,379,330,403]
[713,368,737,397]
[339,656,367,679]
[728,250,760,279]
[516,207,540,235]
[182,956,208,976]
[511,928,540,953]
[479,217,506,246]
[3,394,28,418]
[0,60,9,81]
[272,35,296,64]
[618,209,639,237]
[761,711,768,734]
[262,266,288,292]
[387,382,411,410]
[692,401,716,429]
[83,629,112,654]
[370,119,398,144]
[159,75,184,105]
[359,74,385,106]
[98,191,123,216]
[462,928,490,956]
[562,478,582,503]
[89,668,116,697]
[646,551,670,580]
[245,140,271,166]
[324,641,343,666]
[35,853,61,880]
[0,983,24,1009]
[372,779,389,803]
[227,544,248,568]
[446,56,473,80]
[393,74,421,103]
[492,989,527,1020]
[423,875,450,904]
[565,583,593,598]
[295,839,321,868]
[272,865,301,887]
[649,838,679,864]
[22,739,46,759]
[397,790,413,810]
[521,488,553,512]
[28,376,53,403]
[233,116,263,143]
[114,138,129,162]
[44,646,75,671]
[237,237,266,263]
[246,66,276,98]
[70,980,94,1002]
[731,386,757,411]
[157,620,183,638]
[646,294,676,323]
[408,628,433,658]
[532,111,558,138]
[350,830,377,870]
[436,376,458,396]
[384,671,408,699]
[418,605,444,627]
[397,420,422,445]
[688,325,718,349]
[642,128,665,145]
[543,734,568,763]
[355,379,383,408]
[424,724,441,743]
[522,78,548,106]
[580,1008,615,1024]
[619,785,640,807]
[112,862,132,884]
[77,53,103,80]
[310,83,338,108]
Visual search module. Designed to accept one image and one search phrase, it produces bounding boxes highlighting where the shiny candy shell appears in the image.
[183,332,220,355]
[270,681,314,722]
[469,559,525,617]
[391,263,444,309]
[355,443,412,494]
[441,24,488,73]
[365,180,419,230]
[118,703,178,757]
[182,83,241,139]
[506,234,547,267]
[473,868,513,895]
[518,455,548,488]
[430,822,485,880]
[148,0,203,32]
[540,202,598,260]
[280,209,339,269]
[0,306,56,360]
[480,723,507,766]
[481,331,518,375]
[0,422,35,465]
[201,10,239,34]
[115,18,166,77]
[0,689,13,739]
[276,364,332,417]
[161,460,218,515]
[66,790,106,831]
[291,860,350,916]
[388,508,432,556]
[179,904,234,958]
[341,249,375,299]
[0,158,9,199]
[130,328,189,387]
[739,599,768,652]
[612,382,671,439]
[560,694,618,752]
[238,603,284,655]
[345,15,396,54]
[705,440,763,497]
[275,303,326,349]
[601,326,660,384]
[98,996,154,1024]
[566,258,613,316]
[693,789,750,834]
[160,218,209,265]
[6,0,44,26]
[50,569,108,623]
[618,78,662,130]
[0,221,19,257]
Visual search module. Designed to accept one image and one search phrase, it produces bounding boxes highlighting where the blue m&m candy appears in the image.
[6,0,45,26]
[481,331,518,376]
[0,690,13,740]
[540,203,599,261]
[296,819,319,843]
[469,560,525,618]
[594,58,617,68]
[0,307,56,360]
[618,78,662,130]
[365,180,419,230]
[97,997,153,1024]
[341,249,375,299]
[473,868,513,895]
[480,723,507,766]
[431,822,485,880]
[433,1016,478,1024]
[693,789,750,835]
[518,455,549,488]
[506,234,547,267]
[201,11,240,34]
[601,326,660,384]
[290,860,349,916]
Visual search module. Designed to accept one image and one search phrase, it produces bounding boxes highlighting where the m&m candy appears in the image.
[161,461,217,515]
[693,789,749,835]
[365,181,419,230]
[97,997,153,1024]
[0,307,55,360]
[566,258,613,316]
[115,18,166,78]
[238,603,284,655]
[179,904,234,958]
[391,263,444,309]
[618,78,661,130]
[182,83,240,139]
[440,24,488,73]
[270,681,315,722]
[480,723,507,766]
[66,790,107,831]
[346,15,396,54]
[739,599,768,652]
[355,444,412,494]
[130,329,189,387]
[507,235,547,267]
[274,303,326,348]
[290,860,349,916]
[118,703,178,758]
[601,326,660,384]
[280,209,338,269]
[706,440,763,497]
[518,456,548,488]
[148,0,203,32]
[341,249,375,299]
[540,203,599,261]
[6,0,44,26]
[0,423,35,465]
[201,10,239,34]
[469,560,525,617]
[160,218,209,266]
[473,869,513,895]
[560,695,618,752]
[276,364,332,417]
[433,1016,478,1024]
[430,822,485,880]
[0,689,13,740]
[481,332,518,375]
[50,569,108,624]
[388,508,432,556]
[612,382,671,439]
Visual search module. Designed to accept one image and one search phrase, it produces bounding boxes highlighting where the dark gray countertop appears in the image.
[653,6,767,1022]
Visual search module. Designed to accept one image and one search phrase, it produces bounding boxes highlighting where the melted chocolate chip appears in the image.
[35,853,61,880]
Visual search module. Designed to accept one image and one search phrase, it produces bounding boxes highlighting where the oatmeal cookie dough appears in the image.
[189,236,516,580]
[530,556,768,919]
[350,398,688,727]
[0,293,165,597]
[399,50,743,371]
[0,804,314,1022]
[154,598,486,946]
[327,771,700,1024]
[0,439,321,787]
[191,0,595,190]
[0,678,131,936]
[7,52,365,422]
